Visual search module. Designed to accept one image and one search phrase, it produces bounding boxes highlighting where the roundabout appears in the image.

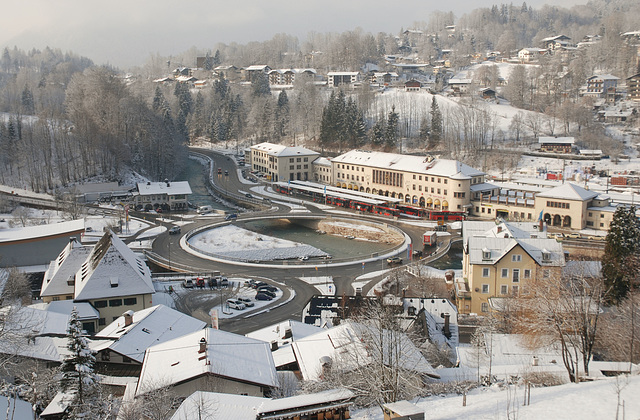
[179,214,410,269]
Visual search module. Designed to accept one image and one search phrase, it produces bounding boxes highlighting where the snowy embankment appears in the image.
[352,374,640,420]
[187,225,327,261]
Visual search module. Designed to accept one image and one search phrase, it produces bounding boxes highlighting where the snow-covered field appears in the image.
[351,374,640,420]
[187,225,327,261]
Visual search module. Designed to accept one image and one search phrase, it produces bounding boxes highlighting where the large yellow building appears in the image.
[457,221,565,314]
[330,150,485,212]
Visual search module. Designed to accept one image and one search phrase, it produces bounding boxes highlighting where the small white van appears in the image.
[197,205,213,214]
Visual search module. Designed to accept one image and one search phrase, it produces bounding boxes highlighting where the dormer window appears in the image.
[541,249,550,262]
[110,277,119,288]
[482,248,491,260]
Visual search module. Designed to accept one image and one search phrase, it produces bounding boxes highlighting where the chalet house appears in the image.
[243,65,272,81]
[447,77,472,95]
[371,72,399,86]
[585,74,619,98]
[172,67,192,78]
[134,328,279,399]
[404,79,422,92]
[91,305,206,376]
[627,73,640,101]
[40,232,155,331]
[170,389,355,420]
[538,136,575,154]
[518,48,547,63]
[214,65,241,81]
[479,87,496,100]
[132,180,192,211]
[327,71,360,88]
[458,221,565,314]
[540,35,572,50]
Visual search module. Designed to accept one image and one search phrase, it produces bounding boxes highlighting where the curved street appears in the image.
[147,148,455,334]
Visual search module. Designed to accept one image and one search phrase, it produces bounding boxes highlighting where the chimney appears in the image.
[270,340,279,351]
[199,337,207,353]
[497,226,502,233]
[443,313,451,339]
[282,328,292,340]
[123,310,134,327]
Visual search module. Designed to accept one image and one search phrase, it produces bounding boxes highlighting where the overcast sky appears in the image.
[2,0,586,69]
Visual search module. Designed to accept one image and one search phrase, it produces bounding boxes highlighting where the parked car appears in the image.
[245,279,259,288]
[257,285,278,293]
[387,257,403,266]
[251,281,267,289]
[257,289,276,299]
[183,279,194,288]
[566,232,581,239]
[255,292,274,301]
[245,193,253,198]
[168,226,181,235]
[213,276,228,287]
[195,277,205,288]
[226,299,246,310]
[588,235,606,241]
[225,213,238,221]
[237,297,255,307]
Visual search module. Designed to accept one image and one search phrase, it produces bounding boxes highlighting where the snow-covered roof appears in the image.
[467,236,564,266]
[41,301,99,321]
[0,305,71,336]
[135,181,192,196]
[588,74,620,81]
[332,150,485,179]
[292,321,439,381]
[0,219,84,243]
[136,328,279,397]
[245,65,270,71]
[251,142,320,158]
[171,388,354,420]
[245,319,324,368]
[74,231,154,301]
[536,183,598,201]
[538,136,575,145]
[312,157,331,167]
[93,305,206,363]
[41,238,90,298]
[327,71,359,76]
[383,400,423,415]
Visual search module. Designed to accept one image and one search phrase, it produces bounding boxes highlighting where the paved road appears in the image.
[148,149,446,334]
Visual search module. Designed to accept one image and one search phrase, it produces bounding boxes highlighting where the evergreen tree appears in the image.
[213,49,221,66]
[419,116,430,148]
[21,85,35,114]
[602,206,640,304]
[152,86,165,113]
[275,90,290,138]
[344,97,366,148]
[371,118,386,145]
[384,105,399,148]
[251,72,271,97]
[60,307,100,418]
[429,96,442,148]
[174,82,192,116]
[203,52,213,71]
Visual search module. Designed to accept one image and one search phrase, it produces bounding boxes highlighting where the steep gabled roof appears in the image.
[40,238,89,298]
[93,305,206,363]
[74,231,154,301]
[136,328,278,397]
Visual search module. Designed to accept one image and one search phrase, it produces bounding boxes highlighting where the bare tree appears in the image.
[513,270,605,382]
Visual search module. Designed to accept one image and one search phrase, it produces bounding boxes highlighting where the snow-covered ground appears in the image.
[351,374,640,420]
[299,276,335,295]
[187,224,327,261]
[153,278,284,319]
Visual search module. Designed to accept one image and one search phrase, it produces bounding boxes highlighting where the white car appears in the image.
[226,299,246,310]
[237,297,255,307]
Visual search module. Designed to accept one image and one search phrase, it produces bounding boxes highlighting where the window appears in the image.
[512,254,522,262]
[482,267,490,277]
[543,269,550,278]
[123,297,137,306]
[512,285,519,295]
[524,269,531,279]
[101,350,111,361]
[501,268,509,278]
[98,318,106,326]
[109,299,122,307]
[481,302,489,312]
[94,300,107,308]
[482,284,489,294]
[512,269,520,282]
[487,209,492,214]
[501,285,508,295]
